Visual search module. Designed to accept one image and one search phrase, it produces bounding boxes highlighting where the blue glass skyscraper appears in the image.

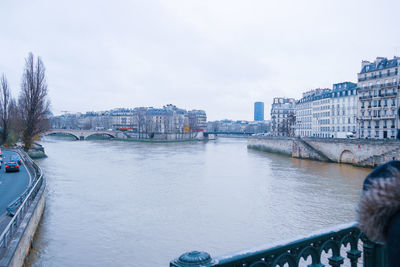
[254,102,264,121]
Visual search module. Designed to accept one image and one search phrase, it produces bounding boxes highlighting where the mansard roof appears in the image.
[360,57,399,73]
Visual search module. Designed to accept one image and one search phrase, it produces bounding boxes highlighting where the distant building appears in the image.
[331,82,357,138]
[50,104,205,137]
[295,89,332,138]
[296,89,322,137]
[357,57,400,139]
[111,108,137,130]
[311,89,332,138]
[188,110,207,131]
[270,97,296,136]
[254,102,264,121]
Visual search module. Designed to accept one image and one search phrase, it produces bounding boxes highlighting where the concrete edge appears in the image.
[4,183,45,267]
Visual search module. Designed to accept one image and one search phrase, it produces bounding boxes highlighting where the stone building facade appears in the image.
[330,82,358,138]
[295,89,332,138]
[357,57,400,139]
[271,97,296,136]
[311,89,332,138]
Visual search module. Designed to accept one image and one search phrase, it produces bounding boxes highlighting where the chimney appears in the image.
[375,57,385,64]
[361,60,370,68]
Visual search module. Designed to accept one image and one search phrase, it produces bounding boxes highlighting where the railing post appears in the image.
[363,240,388,267]
[170,251,215,267]
[328,255,344,267]
[346,249,361,267]
[374,243,387,267]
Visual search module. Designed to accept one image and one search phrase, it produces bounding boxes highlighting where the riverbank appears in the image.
[27,143,47,159]
[111,137,205,143]
[248,136,400,168]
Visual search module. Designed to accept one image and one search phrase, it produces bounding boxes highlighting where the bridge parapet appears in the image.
[171,223,386,266]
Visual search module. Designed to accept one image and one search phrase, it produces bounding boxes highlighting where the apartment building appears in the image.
[311,89,332,138]
[330,82,358,138]
[270,97,296,136]
[295,90,315,137]
[295,89,332,137]
[357,57,400,139]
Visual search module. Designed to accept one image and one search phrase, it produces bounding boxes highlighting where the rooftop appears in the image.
[360,57,399,74]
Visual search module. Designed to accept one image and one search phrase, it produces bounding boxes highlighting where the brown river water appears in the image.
[26,137,371,266]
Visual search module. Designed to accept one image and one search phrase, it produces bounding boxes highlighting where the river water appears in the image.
[26,137,370,267]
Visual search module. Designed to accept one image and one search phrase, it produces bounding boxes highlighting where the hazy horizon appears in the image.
[1,0,400,121]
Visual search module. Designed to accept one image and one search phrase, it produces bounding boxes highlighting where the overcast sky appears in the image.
[1,0,400,121]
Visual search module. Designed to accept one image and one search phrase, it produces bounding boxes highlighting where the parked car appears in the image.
[5,161,19,172]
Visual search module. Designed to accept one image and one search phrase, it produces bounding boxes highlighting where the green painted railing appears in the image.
[170,222,387,266]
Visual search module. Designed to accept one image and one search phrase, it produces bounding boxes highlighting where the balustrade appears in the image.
[171,223,387,267]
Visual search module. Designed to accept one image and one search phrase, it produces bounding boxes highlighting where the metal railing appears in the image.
[0,148,45,248]
[171,222,387,266]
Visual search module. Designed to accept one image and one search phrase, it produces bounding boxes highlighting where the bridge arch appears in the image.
[45,131,80,140]
[339,150,355,164]
[86,132,116,139]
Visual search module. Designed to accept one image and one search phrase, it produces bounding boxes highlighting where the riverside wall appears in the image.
[247,137,293,155]
[248,137,400,168]
[3,186,45,267]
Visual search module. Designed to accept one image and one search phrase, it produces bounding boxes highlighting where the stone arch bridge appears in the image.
[45,129,120,140]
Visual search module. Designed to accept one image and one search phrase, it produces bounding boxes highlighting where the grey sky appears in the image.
[1,0,400,121]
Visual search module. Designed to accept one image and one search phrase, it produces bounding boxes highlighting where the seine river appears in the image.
[26,137,370,267]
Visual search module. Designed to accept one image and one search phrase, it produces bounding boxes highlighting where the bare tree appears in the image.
[136,108,147,139]
[0,75,12,144]
[19,53,51,150]
[145,113,154,139]
[163,113,171,140]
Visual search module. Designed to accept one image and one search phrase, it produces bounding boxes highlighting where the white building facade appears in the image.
[295,91,315,137]
[295,89,331,138]
[311,89,332,138]
[357,57,400,139]
[330,82,358,138]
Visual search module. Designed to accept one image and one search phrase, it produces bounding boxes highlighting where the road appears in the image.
[0,150,30,229]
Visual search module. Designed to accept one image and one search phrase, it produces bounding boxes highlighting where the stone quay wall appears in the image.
[248,137,400,168]
[247,137,293,156]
